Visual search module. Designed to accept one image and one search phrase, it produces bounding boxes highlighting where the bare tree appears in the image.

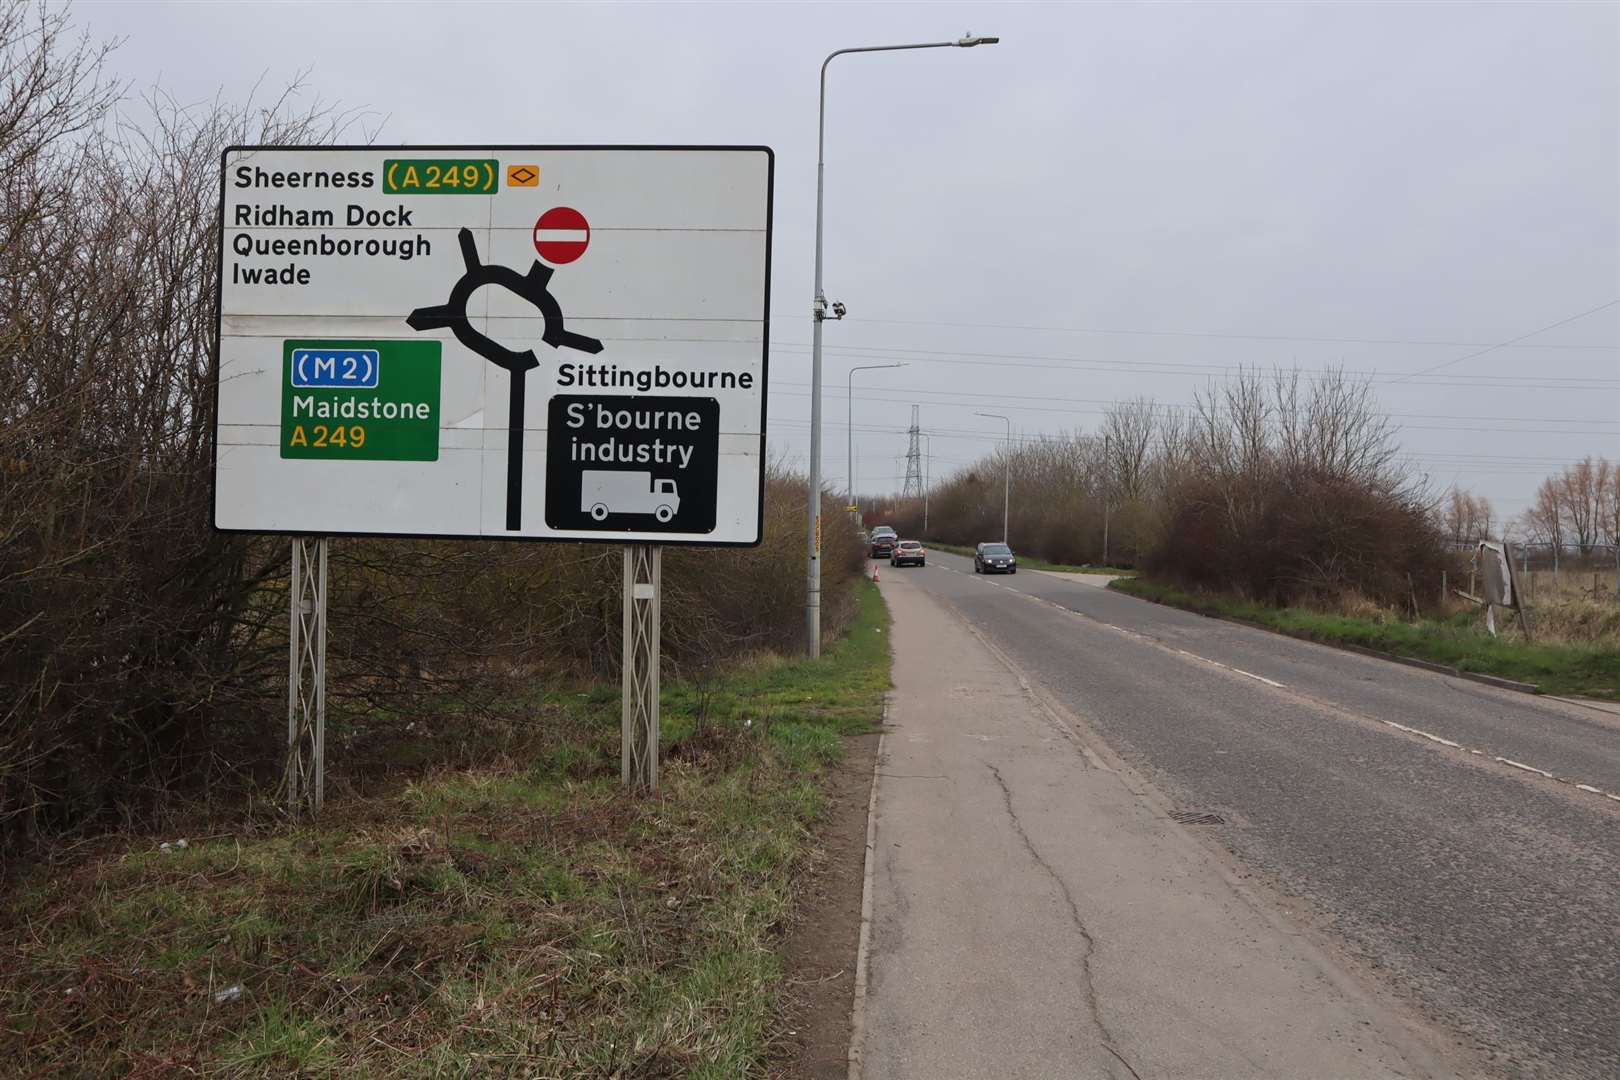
[1560,457,1606,556]
[1523,478,1567,556]
[1439,488,1495,545]
[0,4,876,860]
[1303,367,1404,491]
[1102,397,1157,501]
[1151,365,1437,604]
[0,0,122,178]
[1602,464,1620,549]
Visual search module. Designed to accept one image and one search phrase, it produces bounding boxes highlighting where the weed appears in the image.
[1113,577,1620,699]
[0,582,891,1076]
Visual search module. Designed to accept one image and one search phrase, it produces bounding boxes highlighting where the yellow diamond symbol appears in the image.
[507,165,539,187]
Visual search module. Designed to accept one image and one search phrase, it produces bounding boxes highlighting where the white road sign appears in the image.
[213,145,773,545]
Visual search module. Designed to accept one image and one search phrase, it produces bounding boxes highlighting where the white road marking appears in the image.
[1231,668,1285,688]
[1103,621,1159,645]
[941,551,1620,810]
[1495,757,1557,780]
[1173,647,1287,688]
[1381,719,1464,749]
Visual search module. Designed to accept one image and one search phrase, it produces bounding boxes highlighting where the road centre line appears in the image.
[1174,647,1285,688]
[941,557,1620,810]
[1339,712,1620,806]
[953,563,1289,688]
[1496,757,1556,780]
[1382,719,1464,749]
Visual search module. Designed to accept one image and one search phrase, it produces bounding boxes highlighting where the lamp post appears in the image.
[975,411,1011,544]
[1101,433,1110,566]
[805,33,1001,659]
[920,431,932,535]
[847,362,907,507]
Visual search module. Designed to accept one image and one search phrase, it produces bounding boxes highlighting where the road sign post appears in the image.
[216,146,772,803]
[622,544,661,790]
[285,536,327,816]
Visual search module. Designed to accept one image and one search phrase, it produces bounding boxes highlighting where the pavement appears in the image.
[857,552,1620,1079]
[857,571,1469,1080]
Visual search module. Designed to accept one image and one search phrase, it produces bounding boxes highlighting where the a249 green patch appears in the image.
[280,339,441,461]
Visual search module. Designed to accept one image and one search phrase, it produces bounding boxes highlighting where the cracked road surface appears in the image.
[860,551,1620,1079]
[858,572,1468,1079]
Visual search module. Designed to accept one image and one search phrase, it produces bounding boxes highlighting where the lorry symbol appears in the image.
[581,471,680,524]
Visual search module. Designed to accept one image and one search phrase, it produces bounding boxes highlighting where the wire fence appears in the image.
[1443,541,1620,604]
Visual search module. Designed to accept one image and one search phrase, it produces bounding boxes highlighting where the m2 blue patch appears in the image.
[290,348,380,389]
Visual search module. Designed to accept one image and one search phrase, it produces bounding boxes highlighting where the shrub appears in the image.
[0,6,859,860]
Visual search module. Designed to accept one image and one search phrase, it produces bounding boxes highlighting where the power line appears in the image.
[785,381,1619,427]
[848,315,1620,351]
[595,332,1619,388]
[773,417,1608,469]
[770,341,1620,390]
[768,383,1620,437]
[1385,299,1620,384]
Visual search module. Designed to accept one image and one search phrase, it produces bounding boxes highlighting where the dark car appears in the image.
[974,542,1017,574]
[869,526,897,559]
[890,540,926,568]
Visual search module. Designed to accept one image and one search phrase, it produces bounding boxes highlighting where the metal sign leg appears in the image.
[286,537,328,816]
[622,544,661,791]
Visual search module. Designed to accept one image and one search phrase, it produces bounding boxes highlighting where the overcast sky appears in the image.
[84,0,1619,520]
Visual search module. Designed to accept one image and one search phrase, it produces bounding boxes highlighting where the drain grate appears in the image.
[1170,810,1225,826]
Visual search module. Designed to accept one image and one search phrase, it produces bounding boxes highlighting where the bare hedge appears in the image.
[0,4,860,860]
[892,369,1449,607]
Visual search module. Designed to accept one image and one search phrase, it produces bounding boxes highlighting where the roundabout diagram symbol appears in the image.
[407,227,603,531]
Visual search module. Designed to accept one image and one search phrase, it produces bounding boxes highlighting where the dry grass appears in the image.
[1279,575,1620,649]
[0,585,892,1077]
[1432,570,1620,646]
[1523,596,1620,646]
[1113,577,1620,699]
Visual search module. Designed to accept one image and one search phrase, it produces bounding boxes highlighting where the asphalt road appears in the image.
[889,550,1620,1079]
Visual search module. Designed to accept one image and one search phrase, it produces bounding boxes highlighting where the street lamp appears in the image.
[804,32,1001,659]
[1101,433,1111,566]
[847,363,907,505]
[920,431,932,535]
[975,412,1011,544]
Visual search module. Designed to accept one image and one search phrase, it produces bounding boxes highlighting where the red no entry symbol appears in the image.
[533,207,590,264]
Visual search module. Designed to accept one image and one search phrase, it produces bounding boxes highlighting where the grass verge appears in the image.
[1110,577,1620,700]
[921,540,1135,576]
[0,582,892,1077]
